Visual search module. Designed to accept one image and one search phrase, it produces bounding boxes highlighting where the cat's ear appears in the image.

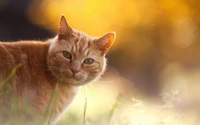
[58,15,73,40]
[95,32,116,54]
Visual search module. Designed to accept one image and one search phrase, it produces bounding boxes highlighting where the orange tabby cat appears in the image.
[0,15,116,124]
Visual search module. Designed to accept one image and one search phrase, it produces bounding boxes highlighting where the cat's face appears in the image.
[48,15,115,86]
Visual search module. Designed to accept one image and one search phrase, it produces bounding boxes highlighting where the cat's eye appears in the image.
[83,58,94,65]
[63,51,72,59]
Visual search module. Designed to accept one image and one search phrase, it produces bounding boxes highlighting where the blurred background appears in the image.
[1,0,200,124]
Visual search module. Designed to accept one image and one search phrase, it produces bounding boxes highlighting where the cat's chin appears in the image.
[71,82,86,86]
[58,76,87,86]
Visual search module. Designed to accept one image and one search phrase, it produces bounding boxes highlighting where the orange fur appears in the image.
[0,15,116,124]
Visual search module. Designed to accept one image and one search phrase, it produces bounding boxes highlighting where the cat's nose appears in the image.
[70,60,80,74]
[70,68,79,74]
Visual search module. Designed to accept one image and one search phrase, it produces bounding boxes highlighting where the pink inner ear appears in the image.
[96,32,115,54]
[58,15,73,40]
[60,15,68,27]
[100,39,112,52]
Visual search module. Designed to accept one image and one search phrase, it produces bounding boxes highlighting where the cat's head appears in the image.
[48,15,115,86]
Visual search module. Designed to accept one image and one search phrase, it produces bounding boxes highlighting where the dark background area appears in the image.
[0,0,52,41]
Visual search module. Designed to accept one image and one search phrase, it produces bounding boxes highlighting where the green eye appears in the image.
[63,51,72,59]
[84,58,94,64]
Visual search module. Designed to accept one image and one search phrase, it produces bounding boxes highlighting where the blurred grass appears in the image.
[42,84,59,125]
[0,65,59,125]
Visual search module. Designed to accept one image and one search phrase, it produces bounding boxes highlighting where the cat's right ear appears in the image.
[58,15,73,40]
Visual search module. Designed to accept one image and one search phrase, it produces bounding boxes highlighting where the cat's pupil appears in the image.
[63,51,72,59]
[84,58,94,64]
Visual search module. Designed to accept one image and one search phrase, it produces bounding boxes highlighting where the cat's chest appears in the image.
[54,85,79,116]
[29,83,79,118]
[57,85,79,105]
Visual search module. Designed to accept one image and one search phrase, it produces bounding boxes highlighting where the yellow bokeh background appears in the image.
[1,0,200,124]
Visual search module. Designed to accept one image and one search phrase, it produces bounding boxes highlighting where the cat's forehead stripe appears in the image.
[83,48,89,56]
[74,34,90,54]
[69,33,91,60]
[87,40,91,48]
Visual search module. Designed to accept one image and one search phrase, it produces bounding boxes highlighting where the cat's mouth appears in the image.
[73,74,82,81]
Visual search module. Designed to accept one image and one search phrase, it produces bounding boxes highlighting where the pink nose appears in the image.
[70,68,79,74]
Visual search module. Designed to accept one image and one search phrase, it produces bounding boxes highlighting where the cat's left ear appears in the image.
[58,15,73,40]
[95,32,116,54]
